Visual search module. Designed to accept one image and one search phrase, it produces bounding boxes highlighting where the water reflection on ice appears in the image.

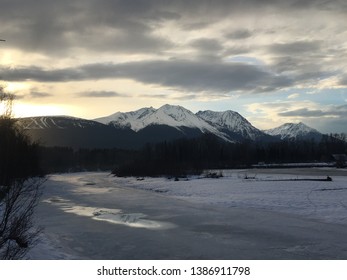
[43,197,175,230]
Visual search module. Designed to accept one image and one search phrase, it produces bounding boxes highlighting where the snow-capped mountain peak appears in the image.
[94,104,231,141]
[197,110,250,129]
[143,104,211,131]
[264,122,322,141]
[94,105,280,142]
[196,110,269,141]
[95,107,156,130]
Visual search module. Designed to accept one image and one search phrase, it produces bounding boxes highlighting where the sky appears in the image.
[0,0,347,133]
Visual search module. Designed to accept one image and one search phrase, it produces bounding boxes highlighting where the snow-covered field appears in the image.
[27,168,347,259]
[109,169,347,225]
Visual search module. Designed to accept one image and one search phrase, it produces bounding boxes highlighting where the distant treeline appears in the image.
[36,133,347,176]
[113,133,347,177]
[38,147,137,173]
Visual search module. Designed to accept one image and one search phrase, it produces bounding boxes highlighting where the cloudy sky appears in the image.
[1,0,347,133]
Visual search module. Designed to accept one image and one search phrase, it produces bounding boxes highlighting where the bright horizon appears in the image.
[1,0,347,133]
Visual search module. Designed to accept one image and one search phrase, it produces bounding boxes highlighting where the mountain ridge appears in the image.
[94,104,268,142]
[196,110,273,142]
[16,105,326,149]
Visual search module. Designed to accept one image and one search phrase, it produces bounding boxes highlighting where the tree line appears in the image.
[38,146,137,173]
[34,132,347,177]
[112,133,347,177]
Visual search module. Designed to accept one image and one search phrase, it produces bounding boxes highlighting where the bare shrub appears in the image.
[0,178,44,259]
[0,87,44,259]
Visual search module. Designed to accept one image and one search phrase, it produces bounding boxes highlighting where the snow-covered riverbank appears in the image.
[27,168,347,259]
[110,168,347,225]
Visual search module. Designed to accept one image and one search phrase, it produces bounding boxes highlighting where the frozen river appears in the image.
[30,169,347,259]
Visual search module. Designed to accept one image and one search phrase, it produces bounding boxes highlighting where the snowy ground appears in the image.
[114,168,347,225]
[27,168,347,259]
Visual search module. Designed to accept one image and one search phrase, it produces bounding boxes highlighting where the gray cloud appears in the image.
[269,41,322,55]
[190,39,224,53]
[290,0,347,11]
[78,91,124,98]
[0,0,176,55]
[29,91,53,98]
[269,56,333,84]
[139,92,217,101]
[279,108,328,117]
[226,29,253,40]
[339,75,347,86]
[2,0,345,56]
[267,40,340,87]
[182,21,211,30]
[279,105,347,118]
[8,91,52,100]
[1,0,346,134]
[1,60,292,93]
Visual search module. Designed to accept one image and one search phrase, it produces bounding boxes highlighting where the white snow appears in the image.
[94,104,272,141]
[111,170,347,225]
[94,104,231,141]
[265,122,322,140]
[27,169,347,259]
[18,116,98,129]
[94,107,156,129]
[139,105,228,137]
[197,110,264,140]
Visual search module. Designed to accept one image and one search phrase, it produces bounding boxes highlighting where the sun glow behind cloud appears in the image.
[1,0,347,132]
[12,102,71,118]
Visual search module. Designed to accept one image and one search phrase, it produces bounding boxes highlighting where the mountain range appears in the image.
[18,104,324,149]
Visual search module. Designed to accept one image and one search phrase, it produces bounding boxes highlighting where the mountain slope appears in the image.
[17,107,326,149]
[264,122,323,141]
[95,107,156,130]
[96,104,231,142]
[18,116,139,149]
[18,116,105,129]
[197,110,274,142]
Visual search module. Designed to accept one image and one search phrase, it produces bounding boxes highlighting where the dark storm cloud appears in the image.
[1,60,292,93]
[125,59,292,93]
[2,0,345,55]
[1,65,87,82]
[0,0,176,54]
[77,91,124,98]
